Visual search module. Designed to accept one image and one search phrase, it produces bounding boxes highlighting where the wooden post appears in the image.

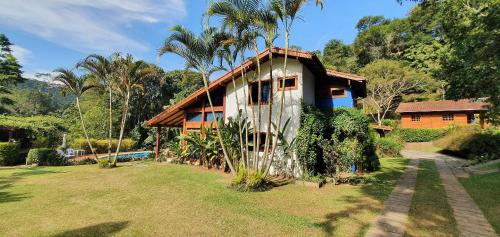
[155,126,161,162]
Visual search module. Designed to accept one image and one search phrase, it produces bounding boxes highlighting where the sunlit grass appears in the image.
[405,160,459,237]
[460,172,500,235]
[0,158,407,236]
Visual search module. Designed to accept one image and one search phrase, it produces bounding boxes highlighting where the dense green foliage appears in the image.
[437,0,499,124]
[389,128,445,142]
[296,105,379,176]
[0,142,20,165]
[295,104,326,174]
[434,126,500,162]
[375,137,403,157]
[0,34,24,113]
[26,148,65,166]
[0,115,66,148]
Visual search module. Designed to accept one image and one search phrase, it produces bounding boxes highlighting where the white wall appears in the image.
[224,57,317,176]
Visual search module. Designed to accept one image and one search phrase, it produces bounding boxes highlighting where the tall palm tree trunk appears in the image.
[113,90,130,165]
[108,86,113,161]
[262,47,274,171]
[266,30,290,176]
[253,42,262,171]
[229,63,246,169]
[202,75,236,175]
[76,97,98,159]
[240,53,251,169]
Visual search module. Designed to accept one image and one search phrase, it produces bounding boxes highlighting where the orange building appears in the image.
[395,99,489,129]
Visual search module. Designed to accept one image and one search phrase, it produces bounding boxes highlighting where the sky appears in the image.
[0,0,416,81]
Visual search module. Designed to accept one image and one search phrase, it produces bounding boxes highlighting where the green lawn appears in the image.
[405,160,459,237]
[460,172,500,235]
[0,158,407,237]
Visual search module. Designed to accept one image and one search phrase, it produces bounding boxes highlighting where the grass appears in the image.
[460,172,500,234]
[405,160,459,237]
[0,158,407,237]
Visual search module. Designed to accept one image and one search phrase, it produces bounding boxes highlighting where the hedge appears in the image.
[0,142,20,166]
[434,126,500,162]
[71,138,135,154]
[26,148,65,166]
[389,128,446,142]
[375,137,403,157]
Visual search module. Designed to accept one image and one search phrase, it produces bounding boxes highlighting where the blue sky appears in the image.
[0,0,415,80]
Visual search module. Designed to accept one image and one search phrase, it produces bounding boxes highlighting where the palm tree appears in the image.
[206,0,279,174]
[53,68,98,159]
[266,0,323,175]
[159,25,237,175]
[77,54,115,160]
[112,54,160,166]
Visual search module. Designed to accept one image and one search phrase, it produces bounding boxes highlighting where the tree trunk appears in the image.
[202,74,236,175]
[240,53,251,169]
[266,30,290,176]
[262,47,274,172]
[229,63,245,170]
[76,97,98,160]
[113,90,130,166]
[253,42,262,171]
[108,86,113,161]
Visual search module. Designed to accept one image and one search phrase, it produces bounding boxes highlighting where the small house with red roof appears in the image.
[395,99,489,129]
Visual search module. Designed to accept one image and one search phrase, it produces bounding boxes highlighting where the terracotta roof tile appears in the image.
[395,99,489,113]
[326,69,366,82]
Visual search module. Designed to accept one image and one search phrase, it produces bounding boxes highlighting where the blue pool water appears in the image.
[98,151,153,160]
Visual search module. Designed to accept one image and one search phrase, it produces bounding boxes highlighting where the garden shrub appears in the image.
[382,119,399,129]
[231,165,268,192]
[389,128,446,142]
[375,137,403,157]
[97,158,116,168]
[26,148,65,166]
[0,142,20,166]
[71,138,135,153]
[295,104,327,175]
[326,108,379,173]
[434,126,499,162]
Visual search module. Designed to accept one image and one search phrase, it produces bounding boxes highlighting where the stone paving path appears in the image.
[365,158,420,237]
[402,150,497,237]
[435,158,497,237]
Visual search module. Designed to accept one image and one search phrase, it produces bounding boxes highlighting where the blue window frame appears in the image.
[205,112,223,122]
[186,112,202,122]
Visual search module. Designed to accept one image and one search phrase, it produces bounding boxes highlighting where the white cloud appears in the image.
[11,45,32,65]
[0,0,186,54]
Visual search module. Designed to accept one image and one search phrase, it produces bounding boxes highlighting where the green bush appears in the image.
[97,158,116,168]
[0,142,20,166]
[375,137,403,157]
[434,126,499,162]
[295,104,327,174]
[389,128,446,142]
[231,166,268,192]
[26,148,65,166]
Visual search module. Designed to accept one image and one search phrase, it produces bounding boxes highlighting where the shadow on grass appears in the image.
[314,158,409,236]
[314,195,378,237]
[0,168,64,204]
[52,221,129,237]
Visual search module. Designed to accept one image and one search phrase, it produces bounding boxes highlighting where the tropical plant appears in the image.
[53,68,98,159]
[111,54,160,166]
[267,0,324,176]
[159,25,236,174]
[77,54,115,159]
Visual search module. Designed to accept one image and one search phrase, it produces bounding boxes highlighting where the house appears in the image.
[395,99,489,129]
[147,48,366,161]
